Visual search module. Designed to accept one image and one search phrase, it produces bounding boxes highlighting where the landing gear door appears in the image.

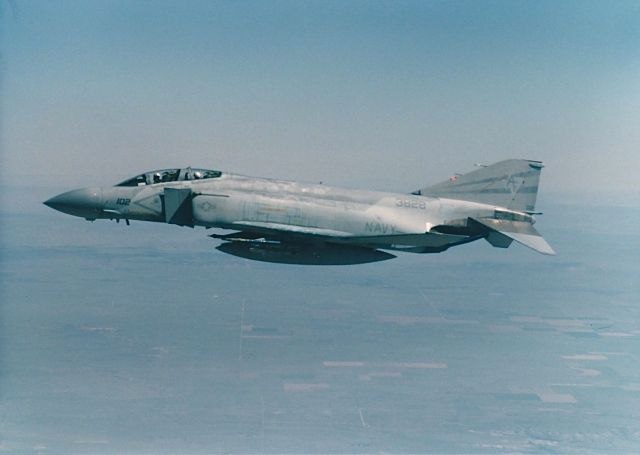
[163,188,193,227]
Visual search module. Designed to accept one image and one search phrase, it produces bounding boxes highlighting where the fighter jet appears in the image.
[44,159,554,265]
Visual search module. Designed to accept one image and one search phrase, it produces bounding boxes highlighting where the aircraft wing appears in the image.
[333,232,470,250]
[213,217,554,259]
[209,225,397,265]
[214,224,472,254]
[228,221,469,248]
[230,221,352,238]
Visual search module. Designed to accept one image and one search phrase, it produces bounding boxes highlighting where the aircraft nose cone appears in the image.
[44,188,103,219]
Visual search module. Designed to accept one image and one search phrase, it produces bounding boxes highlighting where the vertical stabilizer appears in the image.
[416,159,544,212]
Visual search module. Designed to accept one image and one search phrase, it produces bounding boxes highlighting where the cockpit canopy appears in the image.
[116,168,222,186]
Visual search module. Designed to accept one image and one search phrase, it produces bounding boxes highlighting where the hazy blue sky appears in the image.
[2,0,639,193]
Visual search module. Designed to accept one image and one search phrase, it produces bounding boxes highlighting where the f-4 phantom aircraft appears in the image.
[44,159,554,265]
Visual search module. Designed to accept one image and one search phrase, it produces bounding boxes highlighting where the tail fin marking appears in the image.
[417,159,543,212]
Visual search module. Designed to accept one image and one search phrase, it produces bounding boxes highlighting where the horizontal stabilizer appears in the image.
[472,217,555,255]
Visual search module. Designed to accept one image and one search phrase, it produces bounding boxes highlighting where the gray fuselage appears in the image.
[99,173,495,243]
[44,160,554,262]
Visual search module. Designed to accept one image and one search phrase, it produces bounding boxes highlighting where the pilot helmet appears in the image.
[194,171,203,179]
